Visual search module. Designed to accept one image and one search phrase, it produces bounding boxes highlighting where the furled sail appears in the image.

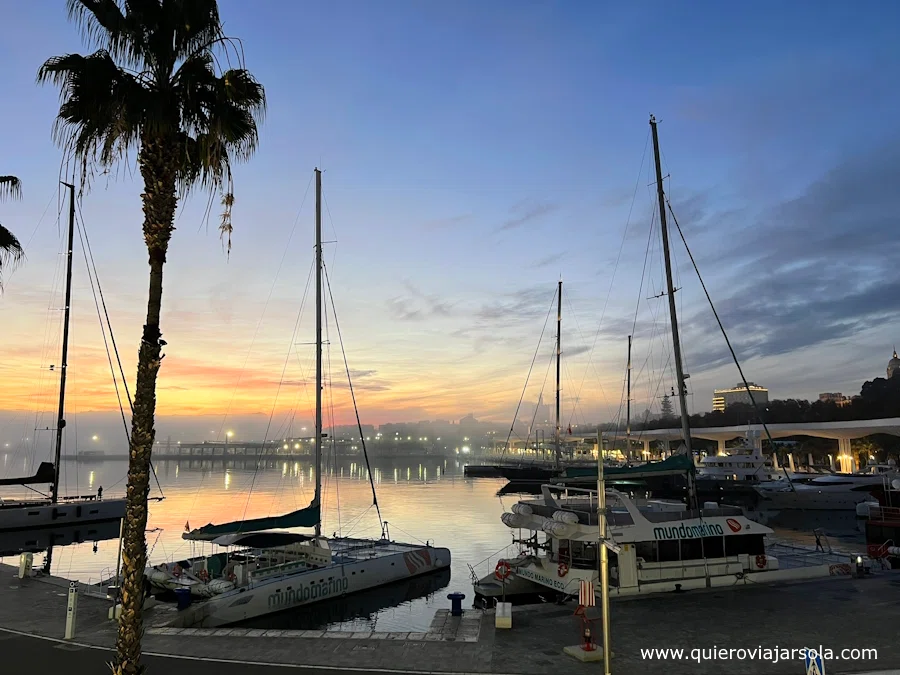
[182,503,321,541]
[0,461,55,487]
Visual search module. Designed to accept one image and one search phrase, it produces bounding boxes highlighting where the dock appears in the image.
[2,562,899,674]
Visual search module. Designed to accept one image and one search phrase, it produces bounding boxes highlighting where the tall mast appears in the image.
[626,334,632,462]
[649,115,696,506]
[314,168,323,538]
[50,183,75,504]
[555,279,562,471]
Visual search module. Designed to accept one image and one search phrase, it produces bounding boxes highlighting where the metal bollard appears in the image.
[65,581,78,640]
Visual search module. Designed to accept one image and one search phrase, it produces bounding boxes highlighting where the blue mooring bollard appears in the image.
[447,592,466,617]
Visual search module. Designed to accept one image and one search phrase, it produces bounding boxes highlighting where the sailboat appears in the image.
[472,116,848,602]
[498,280,594,483]
[0,183,126,534]
[145,169,451,627]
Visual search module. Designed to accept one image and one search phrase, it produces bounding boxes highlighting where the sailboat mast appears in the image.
[50,183,75,504]
[649,115,695,502]
[314,168,323,538]
[555,279,562,471]
[626,334,632,461]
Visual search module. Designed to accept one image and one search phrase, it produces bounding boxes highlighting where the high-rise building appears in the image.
[712,383,768,412]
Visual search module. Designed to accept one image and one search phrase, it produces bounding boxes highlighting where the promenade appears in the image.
[2,562,900,674]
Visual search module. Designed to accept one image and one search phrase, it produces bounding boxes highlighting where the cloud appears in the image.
[497,200,558,232]
[534,252,566,268]
[386,282,456,322]
[423,213,472,229]
[678,138,900,370]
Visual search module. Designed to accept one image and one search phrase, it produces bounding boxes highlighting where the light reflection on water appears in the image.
[0,453,867,630]
[0,454,512,632]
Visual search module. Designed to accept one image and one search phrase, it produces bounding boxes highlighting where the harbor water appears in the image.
[0,452,866,632]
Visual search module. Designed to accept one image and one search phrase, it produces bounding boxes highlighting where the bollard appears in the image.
[65,581,78,640]
[447,592,466,617]
[18,552,33,579]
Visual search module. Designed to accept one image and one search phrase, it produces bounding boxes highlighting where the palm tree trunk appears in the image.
[112,135,177,675]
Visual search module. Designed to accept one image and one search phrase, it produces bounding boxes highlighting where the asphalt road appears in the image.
[2,629,401,675]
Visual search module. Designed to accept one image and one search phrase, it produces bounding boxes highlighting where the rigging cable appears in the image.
[322,261,384,534]
[75,202,164,499]
[665,199,794,490]
[568,127,651,422]
[501,286,558,461]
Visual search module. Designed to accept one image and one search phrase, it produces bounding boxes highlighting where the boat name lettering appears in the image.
[267,577,349,609]
[652,522,725,540]
[516,566,565,591]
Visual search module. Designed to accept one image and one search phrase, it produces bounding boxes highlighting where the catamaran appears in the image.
[145,169,450,627]
[0,183,125,536]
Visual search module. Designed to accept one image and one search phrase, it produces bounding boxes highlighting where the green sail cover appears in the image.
[184,503,321,541]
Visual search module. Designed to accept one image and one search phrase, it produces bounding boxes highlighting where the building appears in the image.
[888,349,900,379]
[712,382,768,412]
[818,392,852,407]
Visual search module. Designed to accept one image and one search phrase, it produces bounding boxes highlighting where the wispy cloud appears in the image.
[497,200,558,232]
[423,213,473,230]
[534,252,566,268]
[386,282,456,322]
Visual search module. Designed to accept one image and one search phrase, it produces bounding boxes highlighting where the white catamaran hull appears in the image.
[0,498,126,532]
[172,545,451,628]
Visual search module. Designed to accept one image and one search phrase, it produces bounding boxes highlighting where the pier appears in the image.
[3,561,900,673]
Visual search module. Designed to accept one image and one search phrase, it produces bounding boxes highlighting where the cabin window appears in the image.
[724,534,765,556]
[680,538,704,560]
[657,540,680,562]
[635,542,657,563]
[702,536,725,558]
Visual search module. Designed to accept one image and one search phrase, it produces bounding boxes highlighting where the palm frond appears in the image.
[171,0,223,61]
[66,0,147,69]
[38,50,146,168]
[0,223,25,289]
[0,176,22,201]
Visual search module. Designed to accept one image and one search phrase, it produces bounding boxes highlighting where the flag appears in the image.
[184,521,190,532]
[567,425,572,435]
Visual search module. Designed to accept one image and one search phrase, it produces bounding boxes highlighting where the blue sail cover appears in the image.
[184,503,321,541]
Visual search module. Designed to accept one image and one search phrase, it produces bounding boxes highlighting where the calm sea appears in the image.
[0,452,865,632]
[0,453,519,632]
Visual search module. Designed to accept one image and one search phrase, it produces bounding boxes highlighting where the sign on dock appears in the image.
[805,649,825,675]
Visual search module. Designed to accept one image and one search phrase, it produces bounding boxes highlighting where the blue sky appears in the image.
[1,0,900,442]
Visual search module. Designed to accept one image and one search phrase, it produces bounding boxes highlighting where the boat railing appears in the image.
[869,505,900,523]
[766,542,851,569]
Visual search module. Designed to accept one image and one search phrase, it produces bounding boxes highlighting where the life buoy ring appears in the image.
[557,562,569,577]
[197,569,210,582]
[227,571,237,583]
[494,560,512,580]
[172,564,183,578]
[755,554,767,569]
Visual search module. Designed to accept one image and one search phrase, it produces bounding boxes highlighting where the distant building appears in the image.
[888,349,900,379]
[712,383,768,412]
[818,392,852,407]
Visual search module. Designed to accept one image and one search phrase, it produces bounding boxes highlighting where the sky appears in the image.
[2,0,900,450]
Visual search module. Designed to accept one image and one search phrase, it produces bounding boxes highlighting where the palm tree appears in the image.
[38,2,265,673]
[0,175,25,289]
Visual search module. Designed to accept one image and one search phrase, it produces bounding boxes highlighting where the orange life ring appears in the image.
[197,569,210,582]
[494,560,512,580]
[755,554,767,569]
[172,564,183,578]
[557,562,569,577]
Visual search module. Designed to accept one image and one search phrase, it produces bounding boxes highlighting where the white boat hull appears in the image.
[0,498,126,531]
[170,544,451,628]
